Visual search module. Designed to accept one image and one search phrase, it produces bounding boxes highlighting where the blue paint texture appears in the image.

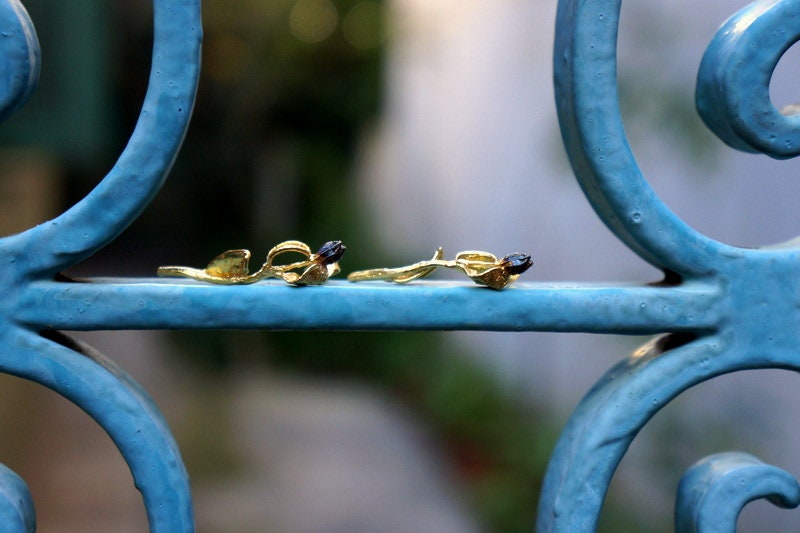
[697,0,800,158]
[538,0,800,530]
[675,452,800,532]
[0,0,201,531]
[0,0,38,123]
[0,0,797,530]
[0,462,35,532]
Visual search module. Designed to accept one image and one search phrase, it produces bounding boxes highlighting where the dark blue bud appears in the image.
[501,253,533,275]
[315,241,346,265]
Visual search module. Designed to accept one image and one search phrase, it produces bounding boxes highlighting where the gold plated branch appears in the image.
[347,247,533,290]
[157,240,346,285]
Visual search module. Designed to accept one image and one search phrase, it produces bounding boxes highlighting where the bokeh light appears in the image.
[290,0,339,44]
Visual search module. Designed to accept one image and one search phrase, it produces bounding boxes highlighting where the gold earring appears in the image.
[347,247,532,290]
[157,240,346,286]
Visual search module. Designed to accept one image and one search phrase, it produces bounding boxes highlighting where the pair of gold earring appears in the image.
[157,240,533,290]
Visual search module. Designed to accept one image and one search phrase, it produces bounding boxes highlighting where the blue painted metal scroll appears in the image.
[0,0,798,530]
[0,0,200,531]
[541,0,800,530]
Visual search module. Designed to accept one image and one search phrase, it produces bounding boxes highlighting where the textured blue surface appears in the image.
[675,452,800,532]
[19,278,719,333]
[0,0,38,123]
[0,0,798,531]
[697,0,800,158]
[0,0,201,531]
[538,0,800,530]
[0,463,34,532]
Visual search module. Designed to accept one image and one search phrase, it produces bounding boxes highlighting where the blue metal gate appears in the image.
[1,0,798,530]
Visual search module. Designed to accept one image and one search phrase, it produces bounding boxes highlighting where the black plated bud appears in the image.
[501,253,533,275]
[315,240,347,265]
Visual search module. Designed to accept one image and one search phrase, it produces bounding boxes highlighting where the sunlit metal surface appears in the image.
[0,0,797,530]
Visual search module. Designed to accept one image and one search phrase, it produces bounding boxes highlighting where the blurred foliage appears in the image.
[143,0,386,259]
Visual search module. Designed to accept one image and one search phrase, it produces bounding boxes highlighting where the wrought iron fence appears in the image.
[0,0,798,530]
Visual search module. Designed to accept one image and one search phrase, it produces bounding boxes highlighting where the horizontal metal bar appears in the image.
[18,278,722,334]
